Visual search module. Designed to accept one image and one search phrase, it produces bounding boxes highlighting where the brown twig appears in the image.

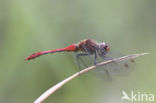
[34,53,149,103]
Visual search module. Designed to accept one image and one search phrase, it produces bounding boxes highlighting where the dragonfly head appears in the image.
[98,42,110,55]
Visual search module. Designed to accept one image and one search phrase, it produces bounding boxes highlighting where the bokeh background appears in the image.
[0,0,156,103]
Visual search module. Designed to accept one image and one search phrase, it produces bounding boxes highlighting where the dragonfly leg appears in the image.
[99,54,113,60]
[76,53,90,70]
[94,52,97,65]
[75,56,81,70]
[76,56,83,70]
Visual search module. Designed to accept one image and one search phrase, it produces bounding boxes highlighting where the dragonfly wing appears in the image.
[96,51,135,76]
[72,49,135,80]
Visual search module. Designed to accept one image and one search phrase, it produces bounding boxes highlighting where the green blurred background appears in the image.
[0,0,156,103]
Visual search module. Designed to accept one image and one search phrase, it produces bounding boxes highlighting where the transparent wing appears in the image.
[72,51,95,69]
[73,48,135,80]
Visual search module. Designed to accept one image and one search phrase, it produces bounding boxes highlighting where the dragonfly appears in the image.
[26,39,110,64]
[26,39,135,79]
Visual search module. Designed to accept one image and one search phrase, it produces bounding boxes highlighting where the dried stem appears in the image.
[34,53,149,103]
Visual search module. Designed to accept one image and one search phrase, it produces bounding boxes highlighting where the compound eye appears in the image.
[105,46,110,52]
[98,42,110,55]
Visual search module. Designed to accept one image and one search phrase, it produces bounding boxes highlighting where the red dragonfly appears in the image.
[26,39,110,64]
[26,39,134,78]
